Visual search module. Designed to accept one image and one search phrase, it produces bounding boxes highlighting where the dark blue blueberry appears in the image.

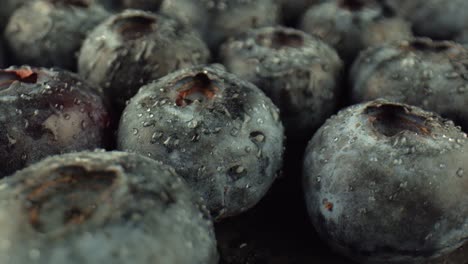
[220,26,343,141]
[78,9,210,110]
[351,38,468,129]
[161,0,280,53]
[300,0,412,64]
[303,99,468,263]
[0,66,111,178]
[4,0,110,70]
[117,65,285,220]
[385,0,468,40]
[0,151,219,264]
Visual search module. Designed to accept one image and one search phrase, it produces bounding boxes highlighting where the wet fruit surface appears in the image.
[220,26,343,141]
[118,65,284,220]
[0,151,218,264]
[351,38,468,130]
[300,0,413,64]
[78,9,210,110]
[304,99,468,263]
[0,1,467,263]
[0,66,110,177]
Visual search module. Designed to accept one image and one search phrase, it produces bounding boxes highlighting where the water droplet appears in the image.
[132,128,139,135]
[163,137,171,145]
[250,131,265,143]
[456,168,464,177]
[188,120,198,128]
[445,72,459,79]
[458,85,467,93]
[230,127,239,136]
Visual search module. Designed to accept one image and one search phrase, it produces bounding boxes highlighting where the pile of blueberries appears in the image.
[0,0,467,263]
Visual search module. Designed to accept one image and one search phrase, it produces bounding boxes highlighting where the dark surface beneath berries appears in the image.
[215,141,354,264]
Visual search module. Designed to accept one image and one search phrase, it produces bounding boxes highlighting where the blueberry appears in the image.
[117,65,284,220]
[0,151,219,264]
[0,0,31,30]
[220,26,343,140]
[4,0,110,70]
[0,66,111,178]
[385,0,468,40]
[300,0,412,64]
[160,0,280,52]
[351,38,468,129]
[78,9,210,110]
[303,99,468,263]
[120,0,162,11]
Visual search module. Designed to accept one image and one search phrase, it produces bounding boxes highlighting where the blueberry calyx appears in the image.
[112,15,157,40]
[26,166,118,233]
[175,73,218,107]
[0,69,38,89]
[364,103,431,137]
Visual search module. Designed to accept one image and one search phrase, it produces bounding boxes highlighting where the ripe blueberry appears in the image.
[5,0,110,70]
[0,66,111,177]
[220,26,343,140]
[0,151,219,264]
[304,99,468,263]
[117,65,284,220]
[351,38,468,129]
[160,0,280,52]
[78,9,210,110]
[300,0,412,64]
[385,0,468,40]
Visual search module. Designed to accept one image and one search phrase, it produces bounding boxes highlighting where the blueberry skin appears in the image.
[4,0,110,70]
[0,66,111,178]
[386,0,468,40]
[220,26,343,140]
[351,38,468,129]
[78,9,210,110]
[160,0,280,52]
[117,65,284,220]
[303,99,468,263]
[0,151,219,264]
[300,0,412,64]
